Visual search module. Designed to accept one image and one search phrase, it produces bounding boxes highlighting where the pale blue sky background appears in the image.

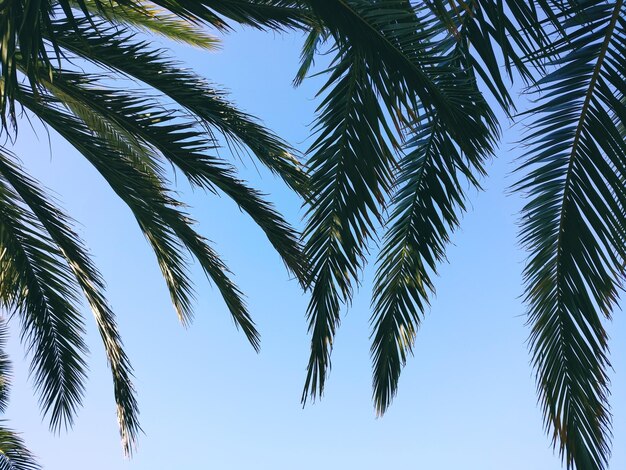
[4,25,625,469]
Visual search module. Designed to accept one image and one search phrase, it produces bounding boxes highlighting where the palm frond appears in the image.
[50,17,308,195]
[301,0,497,403]
[369,2,501,413]
[293,22,327,87]
[146,0,309,30]
[0,321,11,413]
[0,423,40,470]
[516,1,626,468]
[70,0,220,49]
[0,169,87,431]
[17,87,261,348]
[39,69,307,286]
[0,0,54,129]
[0,151,139,455]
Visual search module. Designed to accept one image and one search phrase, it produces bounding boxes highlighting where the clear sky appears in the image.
[5,24,625,470]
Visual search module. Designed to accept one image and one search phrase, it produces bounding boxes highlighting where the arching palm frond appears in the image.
[301,45,396,402]
[1,0,309,456]
[515,1,626,468]
[38,69,306,285]
[300,2,626,468]
[145,0,308,31]
[0,0,308,128]
[69,0,220,49]
[16,86,260,344]
[50,17,308,195]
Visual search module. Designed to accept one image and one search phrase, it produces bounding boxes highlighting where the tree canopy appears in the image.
[1,2,625,469]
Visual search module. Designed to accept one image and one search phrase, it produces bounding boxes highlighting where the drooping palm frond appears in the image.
[70,0,220,49]
[1,0,310,456]
[16,85,261,344]
[514,2,626,468]
[0,171,87,431]
[369,3,501,415]
[0,0,308,127]
[0,321,12,413]
[0,424,40,470]
[300,0,497,403]
[301,45,397,402]
[145,0,309,31]
[0,152,139,454]
[38,69,306,284]
[0,321,40,470]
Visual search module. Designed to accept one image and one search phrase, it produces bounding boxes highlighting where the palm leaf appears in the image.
[369,3,501,412]
[39,68,307,285]
[70,0,220,49]
[301,0,497,403]
[17,86,264,349]
[0,170,87,431]
[0,423,40,470]
[301,45,396,402]
[0,151,139,455]
[0,321,11,413]
[516,1,626,468]
[50,17,308,195]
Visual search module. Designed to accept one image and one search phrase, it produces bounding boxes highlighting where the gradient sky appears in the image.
[4,24,625,470]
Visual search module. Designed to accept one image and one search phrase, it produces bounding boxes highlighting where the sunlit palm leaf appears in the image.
[71,0,220,49]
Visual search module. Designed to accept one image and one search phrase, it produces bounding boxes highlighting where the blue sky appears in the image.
[5,24,625,469]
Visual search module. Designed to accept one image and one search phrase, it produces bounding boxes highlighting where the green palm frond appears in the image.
[302,46,396,402]
[370,114,495,414]
[0,151,139,455]
[0,0,308,127]
[38,69,306,285]
[2,1,311,454]
[293,22,327,87]
[370,3,500,414]
[515,1,626,468]
[0,171,87,431]
[0,0,54,129]
[71,0,220,49]
[301,0,496,403]
[50,17,308,195]
[0,423,40,470]
[0,321,39,470]
[146,0,309,30]
[17,86,260,342]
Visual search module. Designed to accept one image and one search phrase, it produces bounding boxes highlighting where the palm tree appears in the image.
[0,0,309,457]
[3,1,624,469]
[296,2,625,470]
